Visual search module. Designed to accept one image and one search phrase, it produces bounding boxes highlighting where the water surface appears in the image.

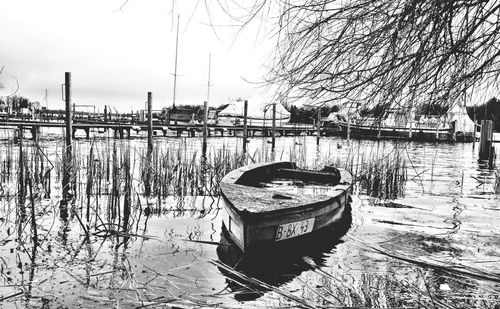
[0,130,499,308]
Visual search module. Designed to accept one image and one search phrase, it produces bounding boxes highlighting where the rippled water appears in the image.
[0,128,499,308]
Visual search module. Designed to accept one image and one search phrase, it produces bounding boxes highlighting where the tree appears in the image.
[220,1,500,115]
[287,104,339,123]
[467,97,500,131]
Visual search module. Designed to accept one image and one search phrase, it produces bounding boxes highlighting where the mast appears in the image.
[172,14,180,109]
[206,53,211,104]
[44,88,48,109]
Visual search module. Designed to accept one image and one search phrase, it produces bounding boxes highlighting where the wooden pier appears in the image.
[0,117,319,140]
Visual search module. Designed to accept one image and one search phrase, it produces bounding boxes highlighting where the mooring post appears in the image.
[202,101,208,157]
[409,118,413,139]
[473,120,477,150]
[377,121,382,140]
[144,92,153,196]
[272,102,276,152]
[316,109,321,146]
[31,126,39,142]
[243,100,248,154]
[65,73,72,153]
[347,113,351,142]
[63,72,72,198]
[17,125,23,144]
[479,120,494,160]
[147,92,153,152]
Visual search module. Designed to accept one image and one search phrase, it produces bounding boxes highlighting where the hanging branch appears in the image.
[219,0,500,112]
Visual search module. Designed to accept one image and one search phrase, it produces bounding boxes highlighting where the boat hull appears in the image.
[337,122,474,142]
[220,161,352,252]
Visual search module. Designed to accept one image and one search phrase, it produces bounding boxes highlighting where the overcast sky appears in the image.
[0,0,275,112]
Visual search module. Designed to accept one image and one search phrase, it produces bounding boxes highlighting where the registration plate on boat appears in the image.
[275,218,315,241]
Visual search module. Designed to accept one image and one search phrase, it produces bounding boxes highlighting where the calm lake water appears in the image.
[0,128,499,308]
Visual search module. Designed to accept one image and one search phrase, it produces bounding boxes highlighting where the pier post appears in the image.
[377,121,381,140]
[147,92,153,152]
[202,101,208,157]
[316,110,321,146]
[63,72,73,199]
[104,105,107,122]
[64,73,72,154]
[243,100,248,154]
[272,102,276,152]
[409,119,413,139]
[479,120,494,160]
[473,120,477,150]
[347,114,351,142]
[145,92,153,196]
[31,126,40,141]
[15,126,22,144]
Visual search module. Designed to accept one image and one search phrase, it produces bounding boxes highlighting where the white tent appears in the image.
[218,95,291,126]
[449,104,475,134]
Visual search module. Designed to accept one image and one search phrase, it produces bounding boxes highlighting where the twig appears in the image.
[0,290,23,302]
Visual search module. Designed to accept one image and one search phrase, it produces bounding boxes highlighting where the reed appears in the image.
[5,135,498,309]
[357,149,407,199]
[2,136,409,234]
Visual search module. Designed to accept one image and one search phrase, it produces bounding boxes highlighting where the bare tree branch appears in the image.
[220,0,500,114]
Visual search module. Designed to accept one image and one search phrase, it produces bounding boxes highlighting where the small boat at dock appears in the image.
[220,161,352,252]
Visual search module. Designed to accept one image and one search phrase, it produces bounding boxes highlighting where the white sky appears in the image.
[0,0,276,112]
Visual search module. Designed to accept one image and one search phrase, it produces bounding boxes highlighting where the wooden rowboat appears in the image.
[220,161,352,252]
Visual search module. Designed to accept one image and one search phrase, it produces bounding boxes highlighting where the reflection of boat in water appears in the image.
[216,204,352,301]
[220,161,352,252]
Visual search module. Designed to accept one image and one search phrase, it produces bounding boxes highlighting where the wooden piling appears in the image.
[202,101,208,157]
[272,102,276,152]
[64,73,72,157]
[408,119,413,139]
[31,126,39,142]
[347,113,351,142]
[473,120,477,149]
[479,120,494,160]
[145,92,153,196]
[243,100,248,154]
[63,72,72,198]
[147,92,153,152]
[316,110,321,146]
